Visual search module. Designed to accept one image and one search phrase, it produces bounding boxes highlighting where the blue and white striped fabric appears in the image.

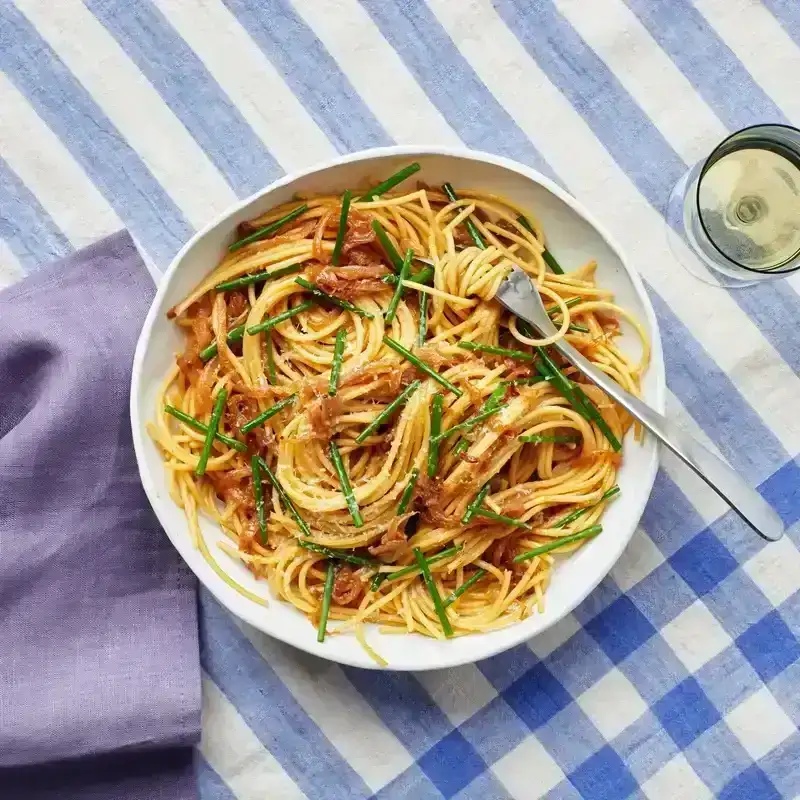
[3,1,800,797]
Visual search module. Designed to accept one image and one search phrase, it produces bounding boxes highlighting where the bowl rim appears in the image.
[130,145,665,670]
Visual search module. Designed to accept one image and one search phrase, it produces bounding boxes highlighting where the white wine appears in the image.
[697,145,800,270]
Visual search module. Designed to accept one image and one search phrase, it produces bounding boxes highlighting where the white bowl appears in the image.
[131,147,665,670]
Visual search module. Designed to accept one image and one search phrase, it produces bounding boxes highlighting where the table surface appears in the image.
[2,1,800,798]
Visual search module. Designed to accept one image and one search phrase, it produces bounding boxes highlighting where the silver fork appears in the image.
[490,266,783,542]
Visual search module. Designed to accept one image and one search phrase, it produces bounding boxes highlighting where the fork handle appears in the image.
[551,338,783,542]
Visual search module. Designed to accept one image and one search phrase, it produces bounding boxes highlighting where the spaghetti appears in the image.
[149,164,649,663]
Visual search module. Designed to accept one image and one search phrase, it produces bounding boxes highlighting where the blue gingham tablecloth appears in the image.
[3,1,800,797]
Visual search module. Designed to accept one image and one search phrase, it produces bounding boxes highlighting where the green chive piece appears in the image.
[198,324,245,362]
[246,301,314,336]
[432,404,507,444]
[355,380,421,445]
[214,263,302,291]
[428,393,443,478]
[569,324,591,334]
[509,375,548,386]
[330,441,363,527]
[474,508,532,530]
[383,266,434,286]
[517,214,564,274]
[258,456,311,537]
[229,204,308,252]
[554,486,620,529]
[251,455,267,544]
[519,433,580,445]
[264,329,277,383]
[513,525,603,563]
[397,468,420,515]
[414,547,453,637]
[442,183,486,249]
[165,405,247,452]
[317,561,335,643]
[462,483,490,524]
[383,336,463,397]
[329,328,347,396]
[536,348,622,451]
[418,290,429,347]
[358,162,421,201]
[294,277,374,319]
[443,569,487,607]
[452,438,469,456]
[371,544,464,590]
[547,296,582,313]
[331,190,352,266]
[299,540,377,567]
[385,248,413,324]
[458,340,535,362]
[543,249,565,275]
[240,394,297,434]
[195,388,227,477]
[371,220,404,273]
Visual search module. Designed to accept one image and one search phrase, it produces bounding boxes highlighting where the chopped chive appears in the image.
[513,524,602,563]
[370,544,464,590]
[246,301,314,336]
[386,248,413,324]
[317,561,335,643]
[569,323,591,334]
[371,220,404,273]
[397,467,420,514]
[554,486,620,529]
[358,162,421,201]
[474,508,532,530]
[458,341,535,362]
[264,329,277,383]
[547,296,583,313]
[414,547,453,637]
[452,439,469,456]
[199,324,245,362]
[329,440,363,527]
[240,394,297,434]
[383,336,463,397]
[543,249,565,275]
[432,403,507,444]
[299,540,377,566]
[329,328,347,396]
[519,433,580,445]
[517,214,564,274]
[294,277,374,319]
[462,482,490,524]
[251,455,267,544]
[355,380,421,444]
[195,388,227,477]
[442,183,485,249]
[443,569,487,607]
[165,405,247,452]
[428,393,443,478]
[229,204,308,252]
[331,190,352,266]
[215,263,302,291]
[509,375,548,386]
[383,265,434,286]
[257,456,311,537]
[536,348,622,451]
[418,290,429,347]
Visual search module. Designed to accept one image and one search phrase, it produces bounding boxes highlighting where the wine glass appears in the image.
[666,124,800,288]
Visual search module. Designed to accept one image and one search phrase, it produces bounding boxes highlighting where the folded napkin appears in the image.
[0,232,201,800]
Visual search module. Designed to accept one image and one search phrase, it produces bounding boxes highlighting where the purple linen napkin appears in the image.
[0,232,201,800]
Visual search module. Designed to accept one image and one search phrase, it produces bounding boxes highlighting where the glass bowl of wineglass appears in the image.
[666,124,800,288]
